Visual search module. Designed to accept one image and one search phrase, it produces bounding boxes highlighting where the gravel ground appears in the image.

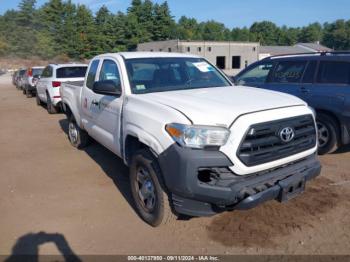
[0,73,350,256]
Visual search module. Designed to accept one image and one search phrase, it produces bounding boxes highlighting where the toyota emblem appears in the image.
[279,127,295,143]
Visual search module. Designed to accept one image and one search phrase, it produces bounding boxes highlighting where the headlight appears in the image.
[165,123,230,149]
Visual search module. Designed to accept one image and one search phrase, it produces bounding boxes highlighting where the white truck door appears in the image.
[90,58,124,156]
[81,60,100,134]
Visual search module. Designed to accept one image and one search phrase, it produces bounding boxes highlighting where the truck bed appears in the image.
[60,81,84,125]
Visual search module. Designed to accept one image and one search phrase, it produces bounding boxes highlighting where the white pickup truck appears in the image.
[61,52,321,227]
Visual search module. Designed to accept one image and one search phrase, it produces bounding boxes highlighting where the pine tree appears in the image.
[17,0,36,27]
[152,2,175,41]
[75,4,95,58]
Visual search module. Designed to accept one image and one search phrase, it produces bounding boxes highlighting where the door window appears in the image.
[99,59,121,88]
[316,61,350,85]
[271,61,306,83]
[302,61,317,83]
[236,62,274,85]
[86,60,100,89]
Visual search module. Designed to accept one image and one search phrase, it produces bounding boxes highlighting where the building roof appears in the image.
[260,43,333,56]
[260,46,307,55]
[296,43,333,52]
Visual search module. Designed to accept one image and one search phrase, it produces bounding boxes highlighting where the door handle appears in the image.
[91,100,99,106]
[300,86,310,93]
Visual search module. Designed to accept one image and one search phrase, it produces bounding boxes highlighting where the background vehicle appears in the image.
[61,52,321,227]
[234,52,350,155]
[12,71,18,85]
[22,66,45,98]
[36,64,88,114]
[16,69,27,90]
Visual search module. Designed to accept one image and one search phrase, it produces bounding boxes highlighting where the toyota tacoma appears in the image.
[61,52,321,227]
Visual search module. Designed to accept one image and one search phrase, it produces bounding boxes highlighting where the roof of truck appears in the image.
[48,63,88,68]
[101,52,201,59]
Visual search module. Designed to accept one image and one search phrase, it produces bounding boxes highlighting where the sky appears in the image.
[0,0,349,28]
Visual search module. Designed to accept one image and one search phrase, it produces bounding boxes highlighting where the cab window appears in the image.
[236,62,274,85]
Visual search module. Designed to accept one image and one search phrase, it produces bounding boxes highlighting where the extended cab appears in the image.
[61,52,321,227]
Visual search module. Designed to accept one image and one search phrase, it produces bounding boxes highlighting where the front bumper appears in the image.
[158,144,321,217]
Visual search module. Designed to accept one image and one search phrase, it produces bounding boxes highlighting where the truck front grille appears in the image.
[237,115,316,167]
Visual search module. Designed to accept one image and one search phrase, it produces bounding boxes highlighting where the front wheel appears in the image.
[130,149,177,227]
[317,113,339,155]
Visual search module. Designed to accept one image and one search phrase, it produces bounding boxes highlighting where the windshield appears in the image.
[33,68,44,76]
[56,66,87,78]
[125,57,231,94]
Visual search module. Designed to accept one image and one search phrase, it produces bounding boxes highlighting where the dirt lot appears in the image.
[0,73,350,256]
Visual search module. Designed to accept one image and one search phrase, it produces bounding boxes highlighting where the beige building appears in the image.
[137,40,260,76]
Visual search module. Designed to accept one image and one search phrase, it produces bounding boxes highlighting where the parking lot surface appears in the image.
[0,73,350,256]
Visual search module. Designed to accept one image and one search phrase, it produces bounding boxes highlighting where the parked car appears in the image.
[22,66,45,98]
[233,52,350,155]
[16,69,27,90]
[36,64,88,114]
[61,52,321,227]
[12,70,19,85]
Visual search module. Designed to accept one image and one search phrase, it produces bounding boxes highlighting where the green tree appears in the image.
[176,16,201,40]
[299,22,323,43]
[278,26,300,45]
[250,21,280,45]
[152,2,175,41]
[323,20,350,50]
[17,0,36,27]
[0,38,8,56]
[37,0,65,55]
[200,20,226,41]
[95,5,115,53]
[61,0,77,58]
[231,27,253,41]
[75,4,95,58]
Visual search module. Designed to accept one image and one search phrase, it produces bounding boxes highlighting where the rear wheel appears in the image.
[317,113,339,155]
[46,93,58,114]
[36,93,42,106]
[130,149,177,227]
[68,116,90,149]
[26,89,32,98]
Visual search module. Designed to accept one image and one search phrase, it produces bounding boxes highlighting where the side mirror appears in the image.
[92,80,121,97]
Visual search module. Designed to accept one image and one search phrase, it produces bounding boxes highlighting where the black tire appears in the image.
[22,88,26,95]
[317,113,339,155]
[46,93,58,114]
[68,116,90,149]
[130,149,177,227]
[36,93,42,106]
[26,90,33,98]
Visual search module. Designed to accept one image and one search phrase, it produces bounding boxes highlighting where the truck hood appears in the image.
[141,86,306,126]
